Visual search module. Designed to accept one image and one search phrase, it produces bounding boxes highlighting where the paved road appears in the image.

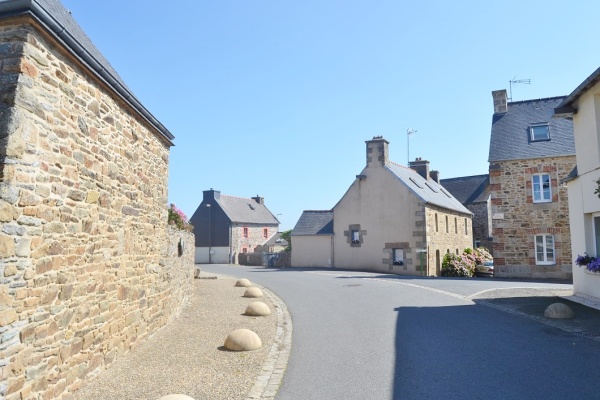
[202,265,600,399]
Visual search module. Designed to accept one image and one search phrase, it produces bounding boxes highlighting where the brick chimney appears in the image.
[365,136,389,167]
[409,158,430,180]
[492,89,508,114]
[430,170,440,183]
[251,195,264,205]
[203,188,220,202]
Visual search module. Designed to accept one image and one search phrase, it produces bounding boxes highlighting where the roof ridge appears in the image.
[388,160,411,170]
[441,174,489,181]
[303,210,333,213]
[508,95,567,105]
[221,194,254,201]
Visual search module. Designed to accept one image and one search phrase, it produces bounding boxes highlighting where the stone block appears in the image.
[0,235,15,257]
[0,308,17,327]
[0,200,18,221]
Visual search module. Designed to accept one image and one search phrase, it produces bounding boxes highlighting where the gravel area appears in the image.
[70,275,278,400]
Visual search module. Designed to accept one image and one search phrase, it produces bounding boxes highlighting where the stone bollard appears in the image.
[224,328,262,351]
[544,302,575,319]
[243,287,263,298]
[157,395,195,400]
[245,301,271,316]
[235,278,252,287]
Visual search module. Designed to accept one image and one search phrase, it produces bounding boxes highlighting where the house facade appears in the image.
[190,189,279,264]
[290,210,334,268]
[489,90,576,279]
[0,1,195,399]
[441,174,492,251]
[554,66,600,300]
[291,137,473,276]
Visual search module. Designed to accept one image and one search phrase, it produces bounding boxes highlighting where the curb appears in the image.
[245,284,293,400]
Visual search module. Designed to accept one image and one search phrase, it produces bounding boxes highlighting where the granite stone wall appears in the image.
[230,223,277,264]
[0,22,194,399]
[489,156,576,279]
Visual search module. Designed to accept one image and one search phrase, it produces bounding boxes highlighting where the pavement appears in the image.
[69,268,600,400]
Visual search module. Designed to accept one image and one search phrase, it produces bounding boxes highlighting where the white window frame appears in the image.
[535,234,555,265]
[530,124,550,141]
[532,173,552,203]
[594,214,600,257]
[393,249,404,266]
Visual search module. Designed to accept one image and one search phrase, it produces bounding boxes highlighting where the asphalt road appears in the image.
[201,265,600,400]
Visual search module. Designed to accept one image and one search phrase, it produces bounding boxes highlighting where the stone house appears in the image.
[441,174,492,251]
[554,66,600,300]
[291,137,473,276]
[0,1,195,399]
[254,231,288,253]
[190,189,279,264]
[489,90,576,279]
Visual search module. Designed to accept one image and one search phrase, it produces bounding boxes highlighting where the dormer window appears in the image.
[530,124,550,141]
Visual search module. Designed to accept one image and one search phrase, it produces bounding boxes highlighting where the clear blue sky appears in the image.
[62,0,600,231]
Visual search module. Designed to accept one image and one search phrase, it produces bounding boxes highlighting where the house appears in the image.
[190,189,279,264]
[488,90,576,279]
[291,137,473,275]
[0,1,194,399]
[255,231,289,253]
[291,210,334,268]
[440,174,492,250]
[554,66,600,300]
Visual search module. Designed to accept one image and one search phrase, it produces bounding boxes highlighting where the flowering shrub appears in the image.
[575,253,600,273]
[441,247,493,278]
[168,203,193,231]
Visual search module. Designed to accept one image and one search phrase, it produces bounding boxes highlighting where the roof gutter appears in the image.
[0,0,175,145]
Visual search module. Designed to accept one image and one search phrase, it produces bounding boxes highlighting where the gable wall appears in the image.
[0,22,193,399]
[489,156,575,279]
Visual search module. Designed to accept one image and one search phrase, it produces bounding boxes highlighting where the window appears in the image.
[454,217,458,234]
[595,216,600,256]
[530,124,550,141]
[464,218,468,235]
[242,247,248,253]
[535,234,555,265]
[243,227,248,238]
[393,249,404,266]
[351,230,360,244]
[456,249,459,255]
[263,228,268,238]
[435,214,438,232]
[445,216,449,233]
[475,239,481,248]
[532,174,551,203]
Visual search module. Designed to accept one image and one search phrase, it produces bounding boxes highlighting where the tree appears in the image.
[280,229,292,252]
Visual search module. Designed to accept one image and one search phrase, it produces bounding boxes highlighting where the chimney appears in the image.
[251,195,264,205]
[365,136,389,167]
[203,188,220,202]
[430,170,440,183]
[492,89,508,114]
[409,157,430,180]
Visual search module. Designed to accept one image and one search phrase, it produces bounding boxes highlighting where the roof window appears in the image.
[409,177,423,189]
[530,124,550,142]
[424,182,438,193]
[440,188,452,198]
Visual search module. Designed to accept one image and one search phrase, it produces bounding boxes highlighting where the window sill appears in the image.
[583,269,600,276]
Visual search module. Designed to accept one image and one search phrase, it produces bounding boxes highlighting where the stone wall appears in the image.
[230,223,277,264]
[0,21,194,399]
[489,156,576,279]
[425,205,474,276]
[469,200,492,251]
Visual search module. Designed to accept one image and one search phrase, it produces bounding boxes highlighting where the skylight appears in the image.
[424,182,438,193]
[440,188,452,198]
[409,177,423,189]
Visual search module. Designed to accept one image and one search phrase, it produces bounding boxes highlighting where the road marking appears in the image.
[304,270,472,303]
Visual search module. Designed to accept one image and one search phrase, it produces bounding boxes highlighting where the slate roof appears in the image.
[0,0,174,144]
[386,163,472,215]
[291,210,334,236]
[489,96,574,162]
[555,66,600,115]
[440,174,489,205]
[216,195,279,225]
[263,232,289,247]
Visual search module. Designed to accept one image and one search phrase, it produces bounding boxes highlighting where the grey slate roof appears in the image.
[555,66,600,115]
[216,195,279,225]
[386,163,472,215]
[0,0,174,144]
[440,174,489,205]
[489,96,574,162]
[264,232,289,247]
[291,210,334,236]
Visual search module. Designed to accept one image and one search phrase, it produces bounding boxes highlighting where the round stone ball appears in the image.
[544,302,575,319]
[245,301,271,316]
[243,287,263,298]
[235,278,252,287]
[157,395,195,400]
[224,328,262,351]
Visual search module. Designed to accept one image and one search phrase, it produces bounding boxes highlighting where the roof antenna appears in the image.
[407,128,417,165]
[509,76,531,102]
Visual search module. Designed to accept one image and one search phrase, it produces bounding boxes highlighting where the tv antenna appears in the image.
[407,128,417,164]
[509,77,531,101]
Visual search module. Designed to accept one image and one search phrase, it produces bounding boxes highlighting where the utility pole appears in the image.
[407,128,417,164]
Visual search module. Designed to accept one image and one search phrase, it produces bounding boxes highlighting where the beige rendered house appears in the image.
[291,137,473,276]
[554,66,600,300]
